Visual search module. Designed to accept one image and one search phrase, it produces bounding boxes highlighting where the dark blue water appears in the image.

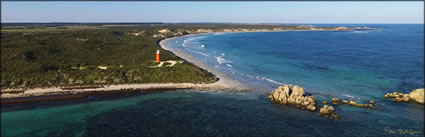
[2,24,424,137]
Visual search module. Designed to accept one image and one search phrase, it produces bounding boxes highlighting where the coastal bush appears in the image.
[1,27,216,88]
[2,23,336,88]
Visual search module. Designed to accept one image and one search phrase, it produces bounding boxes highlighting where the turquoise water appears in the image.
[2,24,424,136]
[2,91,423,136]
[168,24,423,99]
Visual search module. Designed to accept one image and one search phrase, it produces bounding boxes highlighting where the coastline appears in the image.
[1,28,364,103]
[1,34,249,103]
[159,34,249,89]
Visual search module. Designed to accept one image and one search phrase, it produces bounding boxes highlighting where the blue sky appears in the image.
[1,2,424,24]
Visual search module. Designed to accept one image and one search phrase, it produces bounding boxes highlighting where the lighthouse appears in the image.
[156,50,160,62]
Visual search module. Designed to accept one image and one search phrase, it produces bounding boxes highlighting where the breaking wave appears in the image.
[241,73,286,85]
[183,36,208,43]
[351,31,369,34]
[216,56,232,64]
[186,48,209,57]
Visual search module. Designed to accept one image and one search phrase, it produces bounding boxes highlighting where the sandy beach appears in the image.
[1,28,358,101]
[159,35,247,89]
[1,35,248,101]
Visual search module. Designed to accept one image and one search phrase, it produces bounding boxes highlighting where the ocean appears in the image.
[2,24,424,137]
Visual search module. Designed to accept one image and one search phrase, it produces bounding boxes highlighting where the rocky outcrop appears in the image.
[268,85,317,112]
[342,100,376,110]
[334,98,376,110]
[319,105,340,119]
[384,88,424,104]
[410,88,424,104]
[331,97,341,105]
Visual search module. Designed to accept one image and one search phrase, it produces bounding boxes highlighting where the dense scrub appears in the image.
[1,23,345,88]
[1,28,216,88]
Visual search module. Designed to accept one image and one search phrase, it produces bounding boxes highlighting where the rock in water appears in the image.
[401,96,410,102]
[319,105,339,119]
[290,85,305,99]
[392,98,402,102]
[288,97,295,104]
[310,106,316,112]
[383,89,423,104]
[319,105,330,116]
[303,101,310,106]
[307,97,315,104]
[268,85,317,112]
[331,98,341,102]
[269,95,274,102]
[409,88,424,104]
[282,85,291,97]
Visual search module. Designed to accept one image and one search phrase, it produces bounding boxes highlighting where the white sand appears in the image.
[160,36,247,89]
[149,60,180,68]
[1,82,238,98]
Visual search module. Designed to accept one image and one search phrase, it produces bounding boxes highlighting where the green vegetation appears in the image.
[1,24,217,89]
[1,23,348,89]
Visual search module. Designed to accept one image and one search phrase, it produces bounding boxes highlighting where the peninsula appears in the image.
[1,23,373,103]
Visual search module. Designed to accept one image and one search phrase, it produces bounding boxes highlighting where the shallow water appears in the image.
[2,24,424,137]
[2,91,423,137]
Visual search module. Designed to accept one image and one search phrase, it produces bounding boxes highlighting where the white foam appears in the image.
[221,53,226,56]
[351,31,369,34]
[183,36,207,44]
[182,43,186,47]
[343,94,355,98]
[195,51,209,57]
[216,56,231,64]
[226,64,233,68]
[262,77,285,85]
[186,48,209,57]
[201,44,205,48]
[240,73,286,85]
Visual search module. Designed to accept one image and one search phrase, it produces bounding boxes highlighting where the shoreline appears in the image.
[1,82,243,99]
[159,34,250,90]
[1,33,249,103]
[1,87,185,105]
[1,28,363,103]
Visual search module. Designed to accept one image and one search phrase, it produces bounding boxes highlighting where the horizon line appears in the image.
[1,22,424,24]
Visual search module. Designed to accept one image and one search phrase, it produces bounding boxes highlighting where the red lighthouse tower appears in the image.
[156,50,160,62]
